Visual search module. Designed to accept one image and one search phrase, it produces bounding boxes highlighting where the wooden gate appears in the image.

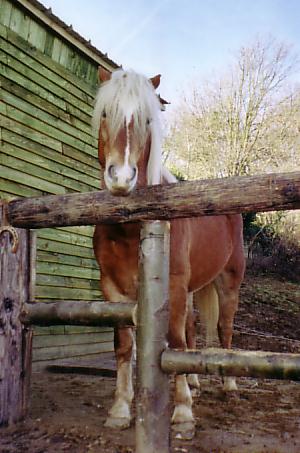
[1,171,300,452]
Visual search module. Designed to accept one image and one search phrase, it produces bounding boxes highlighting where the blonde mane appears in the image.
[92,69,163,185]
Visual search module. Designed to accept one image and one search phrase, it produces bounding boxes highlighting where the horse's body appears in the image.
[93,68,245,434]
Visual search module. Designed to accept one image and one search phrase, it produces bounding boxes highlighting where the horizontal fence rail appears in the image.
[21,301,136,327]
[161,348,300,381]
[20,301,300,382]
[6,171,300,228]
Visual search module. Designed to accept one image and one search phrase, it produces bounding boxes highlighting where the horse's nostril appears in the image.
[130,167,137,181]
[108,165,116,179]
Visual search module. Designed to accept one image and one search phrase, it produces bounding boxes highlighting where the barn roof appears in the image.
[16,0,120,70]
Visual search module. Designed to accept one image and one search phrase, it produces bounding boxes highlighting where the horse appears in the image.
[92,67,245,436]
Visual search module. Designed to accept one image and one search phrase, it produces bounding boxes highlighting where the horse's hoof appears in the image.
[223,376,238,392]
[190,388,199,398]
[187,374,200,389]
[104,416,131,429]
[172,421,195,440]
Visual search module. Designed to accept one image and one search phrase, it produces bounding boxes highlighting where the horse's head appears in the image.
[92,68,163,196]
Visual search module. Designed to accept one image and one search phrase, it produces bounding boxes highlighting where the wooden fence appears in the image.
[1,170,300,452]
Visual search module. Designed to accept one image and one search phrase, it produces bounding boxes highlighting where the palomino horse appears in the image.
[92,68,245,435]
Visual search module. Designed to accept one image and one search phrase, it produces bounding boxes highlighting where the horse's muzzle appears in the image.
[104,164,138,196]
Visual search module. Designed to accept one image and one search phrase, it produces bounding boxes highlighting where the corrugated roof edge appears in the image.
[15,0,120,70]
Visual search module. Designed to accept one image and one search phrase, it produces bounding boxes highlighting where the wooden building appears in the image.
[0,0,119,367]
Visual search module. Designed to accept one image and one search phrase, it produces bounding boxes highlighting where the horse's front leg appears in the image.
[105,326,134,428]
[169,280,195,439]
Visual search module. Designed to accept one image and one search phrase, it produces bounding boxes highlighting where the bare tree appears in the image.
[164,37,299,180]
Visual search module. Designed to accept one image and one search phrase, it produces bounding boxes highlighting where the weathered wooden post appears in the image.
[136,221,171,453]
[0,202,33,426]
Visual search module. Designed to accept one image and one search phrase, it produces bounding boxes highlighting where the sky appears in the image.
[42,0,300,107]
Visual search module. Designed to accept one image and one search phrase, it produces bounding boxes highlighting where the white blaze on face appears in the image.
[104,114,138,194]
[115,120,132,185]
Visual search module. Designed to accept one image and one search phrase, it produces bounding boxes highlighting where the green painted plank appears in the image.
[0,10,99,98]
[0,115,62,152]
[66,103,92,126]
[44,33,54,57]
[33,326,109,336]
[33,331,113,348]
[2,129,100,180]
[58,42,71,67]
[62,143,99,169]
[0,165,66,194]
[51,36,62,62]
[85,63,98,86]
[5,104,97,158]
[37,239,95,259]
[1,142,98,192]
[37,250,98,270]
[0,190,24,201]
[34,326,65,335]
[59,225,96,238]
[35,285,102,300]
[1,43,94,117]
[1,75,94,136]
[0,99,7,115]
[0,191,17,201]
[32,340,112,362]
[64,326,111,334]
[27,19,46,52]
[36,274,100,290]
[0,59,67,112]
[1,74,71,124]
[9,6,30,41]
[0,153,77,194]
[38,229,93,249]
[2,31,95,107]
[2,86,96,147]
[37,263,99,281]
[0,0,12,27]
[0,177,43,198]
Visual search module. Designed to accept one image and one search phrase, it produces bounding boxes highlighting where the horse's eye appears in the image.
[102,110,107,118]
[146,118,151,126]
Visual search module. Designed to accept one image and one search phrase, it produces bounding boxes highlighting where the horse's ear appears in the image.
[98,66,112,83]
[150,74,161,89]
[157,94,170,111]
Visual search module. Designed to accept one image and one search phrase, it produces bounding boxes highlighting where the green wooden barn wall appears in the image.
[0,0,116,366]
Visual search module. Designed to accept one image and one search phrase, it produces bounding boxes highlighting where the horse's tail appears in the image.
[193,283,219,347]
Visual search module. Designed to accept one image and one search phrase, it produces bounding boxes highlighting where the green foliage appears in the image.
[242,212,259,240]
[247,212,300,282]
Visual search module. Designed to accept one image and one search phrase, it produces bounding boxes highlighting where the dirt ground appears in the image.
[1,274,300,453]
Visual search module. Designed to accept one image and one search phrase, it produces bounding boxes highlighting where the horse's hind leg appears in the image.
[215,269,242,391]
[105,326,134,428]
[186,293,200,390]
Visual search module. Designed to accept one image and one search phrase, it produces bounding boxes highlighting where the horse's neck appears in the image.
[137,136,152,188]
[137,142,177,187]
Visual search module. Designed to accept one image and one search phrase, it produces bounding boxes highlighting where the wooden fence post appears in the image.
[136,221,171,453]
[0,202,32,426]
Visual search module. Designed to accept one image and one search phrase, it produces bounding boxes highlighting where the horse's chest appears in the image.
[101,236,139,297]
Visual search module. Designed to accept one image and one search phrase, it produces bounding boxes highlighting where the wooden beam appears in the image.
[21,300,136,327]
[136,221,171,453]
[7,171,300,229]
[0,203,32,426]
[161,348,300,381]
